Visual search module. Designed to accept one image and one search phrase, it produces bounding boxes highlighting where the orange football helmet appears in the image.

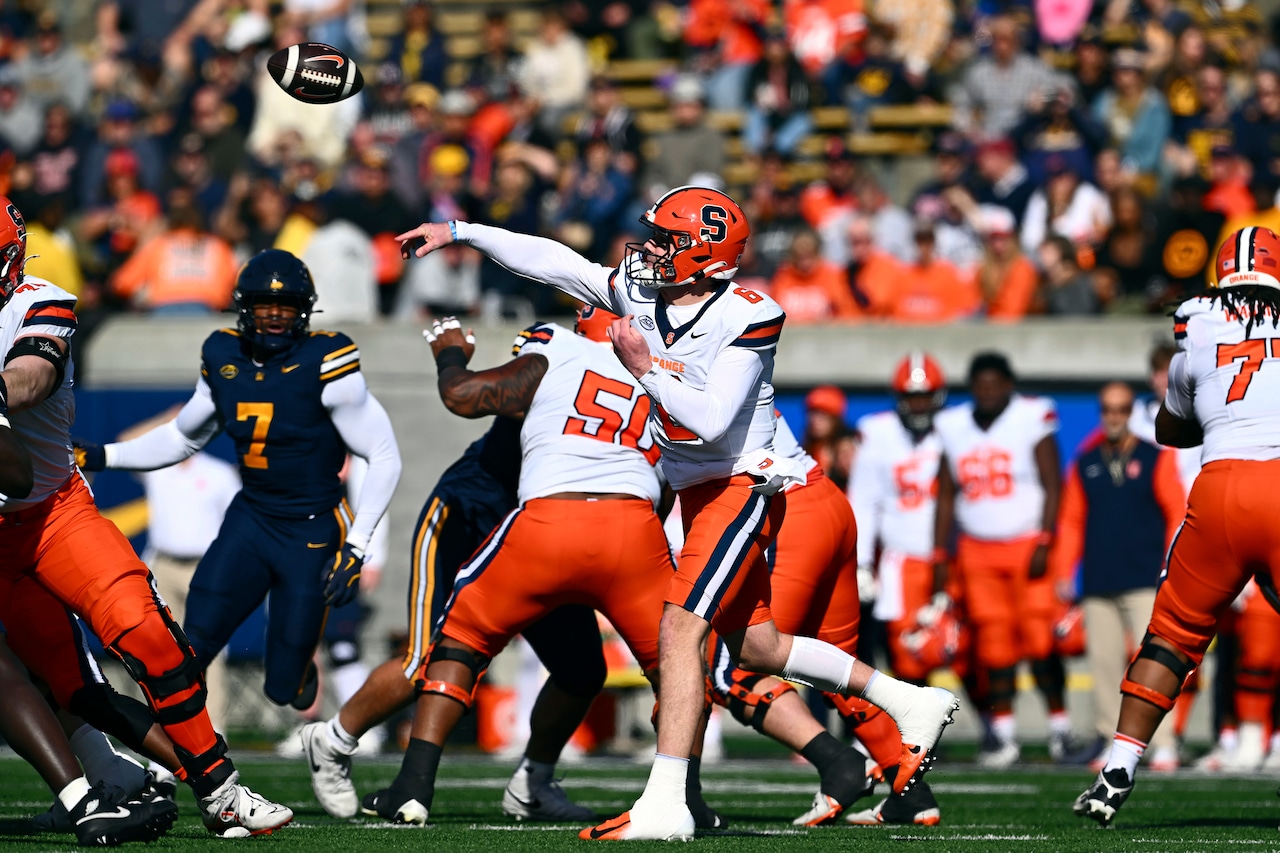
[626,186,750,287]
[0,196,27,304]
[892,350,946,435]
[900,607,961,673]
[1053,604,1087,658]
[1216,226,1280,290]
[575,303,620,343]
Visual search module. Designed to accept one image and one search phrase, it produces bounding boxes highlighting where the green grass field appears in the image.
[2,749,1278,852]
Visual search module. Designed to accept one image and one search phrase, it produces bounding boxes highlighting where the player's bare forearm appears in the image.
[1034,435,1061,533]
[0,426,33,499]
[1155,403,1204,448]
[438,356,547,419]
[0,351,61,412]
[933,457,955,552]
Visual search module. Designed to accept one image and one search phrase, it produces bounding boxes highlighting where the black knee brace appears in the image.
[721,673,797,733]
[109,615,206,728]
[415,644,490,711]
[1121,635,1195,712]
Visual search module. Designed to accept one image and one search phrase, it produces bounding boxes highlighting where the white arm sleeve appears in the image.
[848,437,882,566]
[637,347,765,443]
[104,378,222,470]
[454,221,616,311]
[323,372,402,552]
[1164,351,1195,419]
[345,455,390,568]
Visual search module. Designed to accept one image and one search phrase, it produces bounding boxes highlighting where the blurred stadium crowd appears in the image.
[5,0,1280,330]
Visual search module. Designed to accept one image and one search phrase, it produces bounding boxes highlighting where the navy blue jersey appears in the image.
[434,415,522,519]
[200,328,357,517]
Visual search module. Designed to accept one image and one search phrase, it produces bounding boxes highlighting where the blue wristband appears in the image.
[448,221,458,241]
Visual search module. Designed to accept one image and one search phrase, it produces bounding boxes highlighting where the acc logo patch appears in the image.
[639,316,656,330]
[1164,229,1208,279]
[219,364,239,380]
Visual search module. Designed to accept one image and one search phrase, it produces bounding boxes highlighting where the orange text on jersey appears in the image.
[651,355,686,374]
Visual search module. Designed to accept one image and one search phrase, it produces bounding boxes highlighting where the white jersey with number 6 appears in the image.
[934,395,1057,541]
[511,322,661,505]
[1166,296,1280,463]
[849,410,941,565]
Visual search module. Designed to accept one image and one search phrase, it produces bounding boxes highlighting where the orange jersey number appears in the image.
[893,458,937,509]
[564,370,660,465]
[1217,338,1276,403]
[956,449,1012,500]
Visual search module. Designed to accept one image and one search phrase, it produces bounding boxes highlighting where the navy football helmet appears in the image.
[233,249,317,355]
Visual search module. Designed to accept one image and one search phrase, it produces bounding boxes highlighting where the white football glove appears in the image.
[856,564,878,605]
[915,591,952,627]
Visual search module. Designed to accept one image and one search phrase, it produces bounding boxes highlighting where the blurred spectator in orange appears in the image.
[110,193,237,314]
[1214,179,1280,261]
[1165,64,1233,180]
[1021,154,1112,255]
[388,1,448,90]
[466,11,522,105]
[844,213,902,315]
[769,228,860,321]
[78,147,163,274]
[800,143,858,229]
[1202,144,1255,219]
[184,86,247,182]
[976,205,1037,320]
[750,185,808,279]
[803,385,856,491]
[888,218,979,321]
[1234,68,1280,184]
[685,0,770,112]
[973,137,1034,226]
[0,67,44,156]
[1094,185,1166,310]
[27,103,80,211]
[644,76,726,201]
[868,0,953,92]
[744,29,814,158]
[574,76,642,175]
[1093,48,1171,176]
[951,15,1062,139]
[1037,233,1100,315]
[390,82,439,210]
[521,7,590,139]
[783,0,867,100]
[15,14,89,118]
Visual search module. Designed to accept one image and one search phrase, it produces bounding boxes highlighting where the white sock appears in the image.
[860,669,919,720]
[57,777,92,812]
[327,717,359,754]
[640,753,688,804]
[1103,733,1146,777]
[1049,711,1073,735]
[991,713,1016,745]
[782,636,853,693]
[330,661,370,707]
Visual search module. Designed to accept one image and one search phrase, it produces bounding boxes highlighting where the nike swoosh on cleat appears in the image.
[77,807,131,825]
[589,820,629,839]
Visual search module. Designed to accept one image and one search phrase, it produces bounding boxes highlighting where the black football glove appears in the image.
[324,542,365,607]
[73,440,106,472]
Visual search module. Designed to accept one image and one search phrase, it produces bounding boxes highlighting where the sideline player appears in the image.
[77,249,401,714]
[302,312,619,823]
[1076,226,1280,825]
[399,187,958,841]
[933,352,1079,767]
[0,398,177,846]
[703,410,943,828]
[365,312,675,825]
[0,198,291,836]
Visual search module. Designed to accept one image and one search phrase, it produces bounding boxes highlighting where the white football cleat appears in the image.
[977,741,1021,769]
[200,770,294,837]
[892,686,960,792]
[302,721,358,819]
[579,798,695,841]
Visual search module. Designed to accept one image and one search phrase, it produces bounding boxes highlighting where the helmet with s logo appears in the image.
[0,196,28,305]
[625,186,749,287]
[575,303,620,343]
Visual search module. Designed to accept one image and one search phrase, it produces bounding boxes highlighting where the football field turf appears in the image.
[2,752,1277,852]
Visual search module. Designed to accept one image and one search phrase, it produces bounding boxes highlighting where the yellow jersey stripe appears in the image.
[323,343,358,362]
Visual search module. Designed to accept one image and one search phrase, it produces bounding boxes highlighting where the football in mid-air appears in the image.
[267,43,364,104]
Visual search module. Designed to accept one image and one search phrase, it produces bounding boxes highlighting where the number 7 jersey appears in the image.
[511,322,661,505]
[934,395,1058,541]
[1167,295,1280,462]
